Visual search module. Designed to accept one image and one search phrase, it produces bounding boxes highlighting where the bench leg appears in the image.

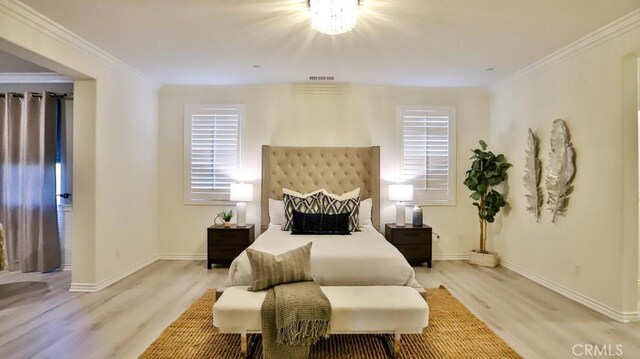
[381,331,403,359]
[393,331,401,359]
[240,331,247,358]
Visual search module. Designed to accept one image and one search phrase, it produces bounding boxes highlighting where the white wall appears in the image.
[0,1,159,287]
[57,207,72,269]
[490,23,640,316]
[93,77,159,284]
[158,84,489,259]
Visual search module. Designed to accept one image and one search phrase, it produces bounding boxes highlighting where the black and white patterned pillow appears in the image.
[282,192,323,231]
[321,195,360,232]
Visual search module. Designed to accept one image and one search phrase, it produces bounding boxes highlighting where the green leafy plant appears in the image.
[463,140,512,253]
[219,209,233,222]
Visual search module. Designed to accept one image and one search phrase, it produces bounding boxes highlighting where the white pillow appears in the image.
[282,188,324,197]
[359,197,372,227]
[268,198,285,226]
[283,187,360,200]
[322,187,360,200]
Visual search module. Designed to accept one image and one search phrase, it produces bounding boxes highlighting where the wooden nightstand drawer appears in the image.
[207,224,255,268]
[211,230,251,245]
[208,245,245,261]
[388,230,430,245]
[384,223,433,268]
[395,244,430,259]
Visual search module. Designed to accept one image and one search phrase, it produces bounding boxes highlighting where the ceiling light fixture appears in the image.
[309,0,359,35]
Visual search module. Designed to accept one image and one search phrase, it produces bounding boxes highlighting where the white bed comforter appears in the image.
[227,225,420,288]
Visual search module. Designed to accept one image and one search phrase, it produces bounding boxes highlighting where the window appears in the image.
[397,106,456,205]
[184,104,243,204]
[55,96,73,207]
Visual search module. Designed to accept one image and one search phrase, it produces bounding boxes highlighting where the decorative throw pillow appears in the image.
[282,191,323,231]
[322,188,360,200]
[268,198,285,226]
[282,188,324,197]
[321,195,361,232]
[291,210,351,235]
[246,242,313,291]
[358,198,373,227]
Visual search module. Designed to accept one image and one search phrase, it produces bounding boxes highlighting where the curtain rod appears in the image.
[0,92,73,100]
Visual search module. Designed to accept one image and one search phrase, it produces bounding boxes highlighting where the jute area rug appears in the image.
[140,286,521,359]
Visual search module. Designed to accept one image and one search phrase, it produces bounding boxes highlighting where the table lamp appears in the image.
[388,184,413,227]
[230,183,253,227]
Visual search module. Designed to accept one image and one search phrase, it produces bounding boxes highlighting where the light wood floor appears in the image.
[1,261,639,359]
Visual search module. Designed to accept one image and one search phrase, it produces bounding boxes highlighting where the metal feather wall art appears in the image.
[523,129,542,221]
[545,119,576,223]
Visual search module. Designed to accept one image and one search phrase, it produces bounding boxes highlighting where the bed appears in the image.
[217,146,427,358]
[225,145,420,289]
[228,225,420,288]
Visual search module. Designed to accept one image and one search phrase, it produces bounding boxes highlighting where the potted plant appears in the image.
[463,140,511,267]
[215,210,234,228]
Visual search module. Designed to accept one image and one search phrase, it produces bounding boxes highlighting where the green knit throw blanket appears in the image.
[261,281,331,359]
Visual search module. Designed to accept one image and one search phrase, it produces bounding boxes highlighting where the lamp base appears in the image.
[395,202,405,227]
[236,202,247,227]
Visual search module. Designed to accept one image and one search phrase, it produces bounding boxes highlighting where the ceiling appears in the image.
[0,49,53,73]
[21,0,640,87]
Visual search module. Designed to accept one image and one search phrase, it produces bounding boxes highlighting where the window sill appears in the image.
[184,201,235,206]
[407,201,456,207]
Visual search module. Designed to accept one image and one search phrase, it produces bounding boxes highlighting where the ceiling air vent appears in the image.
[309,75,335,81]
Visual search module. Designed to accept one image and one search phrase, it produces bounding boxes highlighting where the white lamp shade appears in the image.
[388,184,413,202]
[230,183,253,202]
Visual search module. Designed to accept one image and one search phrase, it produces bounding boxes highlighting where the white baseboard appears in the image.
[158,253,207,260]
[501,258,640,323]
[433,253,470,260]
[69,255,157,292]
[62,264,72,271]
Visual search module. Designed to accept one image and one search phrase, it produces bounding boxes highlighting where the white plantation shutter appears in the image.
[397,106,456,205]
[184,104,243,203]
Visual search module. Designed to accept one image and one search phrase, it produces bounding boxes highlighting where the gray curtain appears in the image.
[0,92,61,273]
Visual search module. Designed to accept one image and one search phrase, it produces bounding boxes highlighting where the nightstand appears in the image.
[207,224,255,269]
[384,223,432,268]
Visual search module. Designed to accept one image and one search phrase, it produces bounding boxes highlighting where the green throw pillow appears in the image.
[246,242,313,291]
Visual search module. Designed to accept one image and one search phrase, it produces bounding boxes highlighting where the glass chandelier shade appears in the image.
[309,0,359,35]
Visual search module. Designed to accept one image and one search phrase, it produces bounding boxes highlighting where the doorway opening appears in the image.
[0,49,74,272]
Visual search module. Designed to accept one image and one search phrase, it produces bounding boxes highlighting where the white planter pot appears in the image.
[469,250,499,268]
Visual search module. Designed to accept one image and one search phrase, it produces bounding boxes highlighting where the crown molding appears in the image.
[0,72,73,83]
[291,83,350,94]
[490,9,640,92]
[0,0,158,88]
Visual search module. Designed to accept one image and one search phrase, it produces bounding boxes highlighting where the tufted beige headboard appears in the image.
[261,145,380,233]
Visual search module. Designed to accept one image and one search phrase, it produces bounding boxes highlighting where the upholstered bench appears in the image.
[213,286,429,358]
